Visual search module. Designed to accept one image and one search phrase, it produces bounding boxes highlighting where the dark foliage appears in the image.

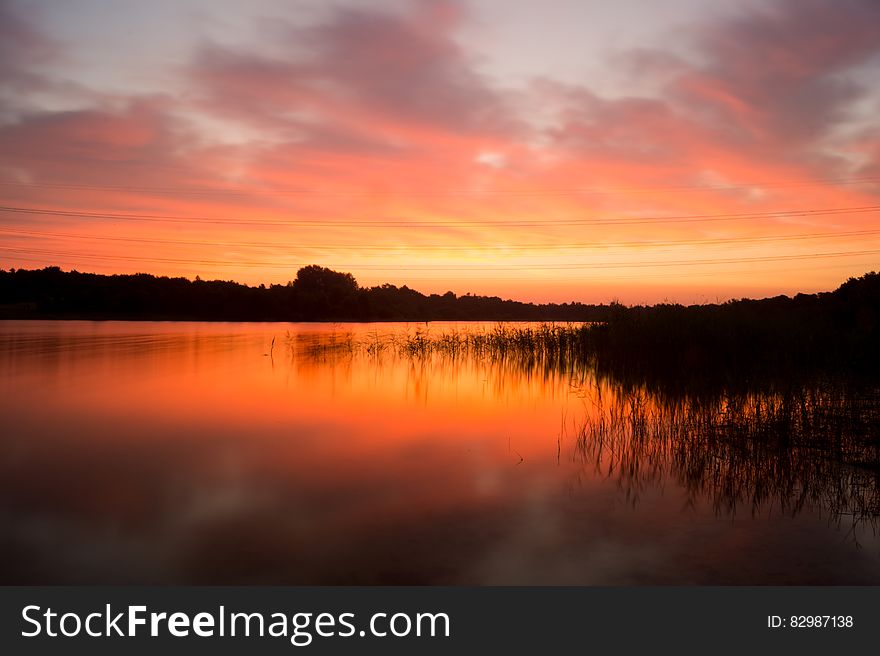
[582,272,880,394]
[2,267,877,389]
[0,266,608,322]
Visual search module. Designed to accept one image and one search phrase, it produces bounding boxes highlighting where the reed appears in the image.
[280,321,880,528]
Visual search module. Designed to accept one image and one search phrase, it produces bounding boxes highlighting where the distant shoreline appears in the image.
[1,268,878,374]
[0,316,583,324]
[0,265,610,323]
[4,266,880,392]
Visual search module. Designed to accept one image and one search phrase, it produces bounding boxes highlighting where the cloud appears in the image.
[0,0,59,109]
[9,0,877,197]
[0,98,193,183]
[535,0,880,201]
[188,0,527,160]
[851,129,880,177]
[673,0,880,147]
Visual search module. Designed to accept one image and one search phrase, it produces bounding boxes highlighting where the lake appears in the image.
[1,320,879,584]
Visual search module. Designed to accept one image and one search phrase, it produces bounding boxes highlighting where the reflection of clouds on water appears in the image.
[1,321,879,584]
[462,475,672,585]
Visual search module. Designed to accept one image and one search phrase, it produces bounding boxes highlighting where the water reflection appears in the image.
[1,320,879,584]
[574,383,880,539]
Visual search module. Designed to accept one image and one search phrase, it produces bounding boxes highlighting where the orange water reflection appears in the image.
[1,320,878,584]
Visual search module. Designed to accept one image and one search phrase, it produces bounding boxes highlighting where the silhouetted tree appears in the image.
[290,265,360,319]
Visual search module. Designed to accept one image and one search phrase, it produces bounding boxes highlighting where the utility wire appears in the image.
[1,203,879,227]
[1,225,879,251]
[3,253,874,284]
[1,176,878,197]
[2,245,878,270]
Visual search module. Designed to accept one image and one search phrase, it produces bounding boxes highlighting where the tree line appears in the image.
[0,265,610,322]
[1,265,876,376]
[3,265,878,382]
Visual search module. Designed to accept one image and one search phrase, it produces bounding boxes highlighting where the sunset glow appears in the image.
[2,0,879,303]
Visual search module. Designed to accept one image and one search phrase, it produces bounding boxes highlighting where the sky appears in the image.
[1,0,879,304]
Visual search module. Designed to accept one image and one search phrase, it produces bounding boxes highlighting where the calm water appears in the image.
[1,320,879,584]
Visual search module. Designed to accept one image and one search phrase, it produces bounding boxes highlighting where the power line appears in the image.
[1,176,878,197]
[2,245,878,270]
[3,253,874,284]
[1,203,879,227]
[1,225,879,251]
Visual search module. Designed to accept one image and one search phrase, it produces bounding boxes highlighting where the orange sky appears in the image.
[1,0,879,303]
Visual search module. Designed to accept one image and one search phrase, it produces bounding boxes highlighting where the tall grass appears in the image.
[284,323,594,370]
[280,321,880,528]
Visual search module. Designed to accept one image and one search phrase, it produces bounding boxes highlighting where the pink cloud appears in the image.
[189,2,522,144]
[0,0,60,105]
[673,0,880,147]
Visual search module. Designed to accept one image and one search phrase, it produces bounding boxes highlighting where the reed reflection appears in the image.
[291,324,880,538]
[573,382,880,538]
